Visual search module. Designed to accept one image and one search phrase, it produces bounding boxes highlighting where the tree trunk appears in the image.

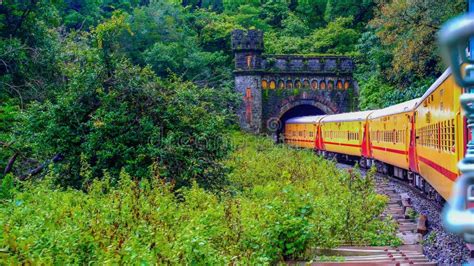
[4,152,18,175]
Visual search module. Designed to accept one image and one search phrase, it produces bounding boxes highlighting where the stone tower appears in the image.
[231,29,264,133]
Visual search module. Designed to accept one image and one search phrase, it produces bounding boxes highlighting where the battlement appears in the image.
[232,30,354,74]
[262,55,354,74]
[231,29,264,51]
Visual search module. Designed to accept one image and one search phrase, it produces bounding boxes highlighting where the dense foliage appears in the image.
[1,0,466,182]
[0,0,466,263]
[1,133,400,264]
[1,2,238,188]
[356,0,465,109]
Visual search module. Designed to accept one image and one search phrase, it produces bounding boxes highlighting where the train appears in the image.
[284,68,465,202]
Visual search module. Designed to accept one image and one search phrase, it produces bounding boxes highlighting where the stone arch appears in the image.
[311,80,318,90]
[286,80,293,89]
[278,99,336,117]
[272,99,337,141]
[261,79,268,89]
[336,80,343,90]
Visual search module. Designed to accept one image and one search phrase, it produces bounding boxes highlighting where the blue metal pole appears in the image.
[470,0,474,60]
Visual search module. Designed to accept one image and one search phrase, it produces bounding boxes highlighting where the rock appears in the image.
[417,214,428,235]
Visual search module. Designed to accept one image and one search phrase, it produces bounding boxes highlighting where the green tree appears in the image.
[294,0,327,28]
[13,13,236,189]
[306,17,360,54]
[0,0,63,104]
[369,0,465,84]
[324,0,375,26]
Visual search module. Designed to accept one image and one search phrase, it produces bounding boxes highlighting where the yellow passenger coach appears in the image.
[368,98,419,177]
[413,69,464,200]
[285,116,325,149]
[319,111,373,158]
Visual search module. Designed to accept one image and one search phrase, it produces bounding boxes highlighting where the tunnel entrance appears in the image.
[277,104,325,142]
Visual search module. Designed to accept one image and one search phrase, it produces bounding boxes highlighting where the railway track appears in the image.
[310,164,434,265]
[298,162,470,265]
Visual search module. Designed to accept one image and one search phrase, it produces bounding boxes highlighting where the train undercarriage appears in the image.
[318,150,446,205]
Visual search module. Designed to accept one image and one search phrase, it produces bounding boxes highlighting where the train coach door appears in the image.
[408,113,418,172]
[361,121,371,158]
[315,123,324,150]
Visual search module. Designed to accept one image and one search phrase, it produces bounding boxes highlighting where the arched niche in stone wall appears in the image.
[261,79,268,89]
[295,80,302,89]
[344,80,351,89]
[336,80,343,90]
[269,80,276,89]
[311,80,318,90]
[286,80,293,89]
[303,79,310,88]
[328,80,334,90]
[278,80,285,89]
[319,80,326,90]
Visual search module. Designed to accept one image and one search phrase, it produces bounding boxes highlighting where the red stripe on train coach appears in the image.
[323,141,361,148]
[418,156,458,182]
[371,146,408,155]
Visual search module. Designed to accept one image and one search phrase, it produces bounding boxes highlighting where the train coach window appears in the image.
[441,121,446,151]
[418,128,422,146]
[427,125,431,147]
[451,119,456,151]
[436,122,441,150]
[432,124,435,148]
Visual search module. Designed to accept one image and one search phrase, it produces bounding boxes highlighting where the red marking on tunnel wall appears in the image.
[244,88,253,123]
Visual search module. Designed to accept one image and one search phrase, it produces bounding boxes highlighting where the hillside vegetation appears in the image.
[1,133,400,264]
[1,0,465,183]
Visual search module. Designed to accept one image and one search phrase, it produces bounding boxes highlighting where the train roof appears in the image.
[368,98,420,119]
[286,115,326,124]
[415,68,452,108]
[320,110,373,123]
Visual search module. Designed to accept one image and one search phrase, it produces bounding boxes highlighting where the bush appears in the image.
[0,102,19,173]
[16,56,234,190]
[0,133,400,264]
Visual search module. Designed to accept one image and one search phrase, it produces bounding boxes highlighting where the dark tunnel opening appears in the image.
[276,104,325,142]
